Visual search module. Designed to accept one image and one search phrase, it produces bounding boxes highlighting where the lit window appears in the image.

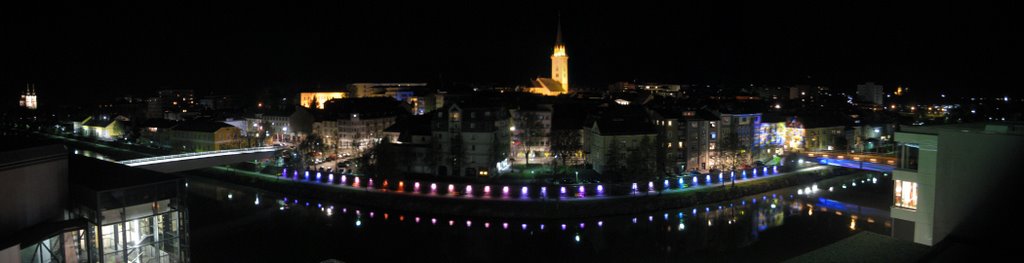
[894,180,918,209]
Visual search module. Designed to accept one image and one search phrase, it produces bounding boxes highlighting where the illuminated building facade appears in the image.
[299,92,347,109]
[79,115,127,141]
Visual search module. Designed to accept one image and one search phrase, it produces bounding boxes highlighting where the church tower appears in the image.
[550,18,569,92]
[20,83,37,110]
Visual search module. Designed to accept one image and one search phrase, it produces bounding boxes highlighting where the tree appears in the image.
[298,133,326,165]
[714,131,743,171]
[627,136,656,181]
[603,137,624,181]
[550,129,582,172]
[834,135,849,151]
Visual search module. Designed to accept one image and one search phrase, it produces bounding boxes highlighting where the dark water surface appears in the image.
[186,172,893,263]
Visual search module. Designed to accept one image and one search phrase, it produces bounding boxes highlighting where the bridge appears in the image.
[119,147,284,173]
[802,151,896,173]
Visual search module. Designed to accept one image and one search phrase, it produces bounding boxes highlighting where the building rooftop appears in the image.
[589,105,656,136]
[322,97,406,120]
[384,114,433,142]
[0,143,66,171]
[82,116,117,127]
[899,122,1024,136]
[139,118,179,129]
[172,121,234,133]
[68,155,181,193]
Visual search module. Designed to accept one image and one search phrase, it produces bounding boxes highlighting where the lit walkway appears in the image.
[119,147,283,173]
[221,164,835,202]
[120,145,284,165]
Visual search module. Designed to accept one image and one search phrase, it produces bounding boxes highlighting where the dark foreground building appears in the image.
[1,143,189,263]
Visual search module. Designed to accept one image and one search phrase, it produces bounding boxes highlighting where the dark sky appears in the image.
[4,1,1018,105]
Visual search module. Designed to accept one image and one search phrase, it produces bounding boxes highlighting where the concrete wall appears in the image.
[892,131,937,245]
[0,149,68,239]
[933,130,1024,245]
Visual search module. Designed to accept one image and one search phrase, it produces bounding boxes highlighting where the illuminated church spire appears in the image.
[550,15,568,92]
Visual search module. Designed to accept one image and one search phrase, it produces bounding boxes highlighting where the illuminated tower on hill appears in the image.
[550,18,569,92]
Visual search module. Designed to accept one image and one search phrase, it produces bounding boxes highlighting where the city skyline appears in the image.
[5,2,1017,105]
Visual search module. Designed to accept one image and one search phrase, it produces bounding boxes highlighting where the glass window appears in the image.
[898,143,920,170]
[894,180,918,209]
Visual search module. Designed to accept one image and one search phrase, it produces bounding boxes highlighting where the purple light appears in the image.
[430,183,437,192]
[718,173,723,181]
[540,224,545,230]
[598,221,603,227]
[282,169,287,177]
[304,171,309,179]
[466,185,473,195]
[692,208,696,215]
[648,181,654,191]
[502,186,509,195]
[561,224,567,231]
[485,222,491,228]
[484,185,491,194]
[632,217,638,224]
[503,222,509,229]
[648,216,653,222]
[415,217,420,223]
[448,184,455,194]
[560,186,567,194]
[693,176,698,184]
[664,179,669,188]
[521,224,527,230]
[316,172,321,180]
[354,177,360,187]
[369,212,374,218]
[329,173,334,182]
[414,182,420,192]
[631,183,638,192]
[764,167,768,173]
[540,187,547,197]
[341,175,347,184]
[431,218,437,225]
[293,171,298,178]
[596,185,604,194]
[521,186,528,195]
[466,220,472,227]
[578,185,585,197]
[579,222,585,229]
[449,220,454,226]
[368,178,374,188]
[706,175,710,182]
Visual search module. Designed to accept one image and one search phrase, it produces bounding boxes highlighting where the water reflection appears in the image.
[186,173,892,262]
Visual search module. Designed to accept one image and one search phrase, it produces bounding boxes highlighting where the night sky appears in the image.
[4,1,1018,105]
